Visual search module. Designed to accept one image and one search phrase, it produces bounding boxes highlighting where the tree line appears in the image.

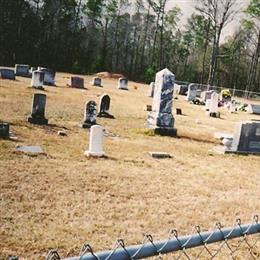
[0,0,259,92]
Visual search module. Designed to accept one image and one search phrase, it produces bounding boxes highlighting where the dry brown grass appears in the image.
[0,73,259,259]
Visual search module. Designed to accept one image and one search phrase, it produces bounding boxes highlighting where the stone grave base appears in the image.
[84,150,105,157]
[81,122,96,129]
[213,145,260,155]
[97,112,114,119]
[28,117,48,125]
[153,127,177,137]
[207,112,220,118]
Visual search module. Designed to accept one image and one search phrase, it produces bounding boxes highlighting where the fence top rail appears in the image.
[48,216,260,260]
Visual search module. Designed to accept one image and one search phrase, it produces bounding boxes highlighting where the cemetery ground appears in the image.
[0,73,260,259]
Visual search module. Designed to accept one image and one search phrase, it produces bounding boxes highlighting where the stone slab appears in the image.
[16,145,44,154]
[149,152,172,158]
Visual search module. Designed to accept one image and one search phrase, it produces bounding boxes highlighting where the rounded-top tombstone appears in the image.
[84,125,105,157]
[97,94,114,118]
[82,101,97,128]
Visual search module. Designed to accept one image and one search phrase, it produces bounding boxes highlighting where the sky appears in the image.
[166,0,251,41]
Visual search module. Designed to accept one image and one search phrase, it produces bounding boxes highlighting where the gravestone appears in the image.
[229,100,236,113]
[226,121,260,154]
[28,93,48,124]
[201,90,215,102]
[31,70,44,89]
[97,94,114,118]
[186,84,197,101]
[208,92,219,117]
[82,101,97,128]
[15,64,30,77]
[0,69,15,80]
[92,77,102,87]
[84,125,105,157]
[0,123,10,139]
[118,78,128,90]
[205,99,211,111]
[149,82,155,97]
[147,68,177,136]
[38,67,55,85]
[70,76,84,89]
[247,104,260,115]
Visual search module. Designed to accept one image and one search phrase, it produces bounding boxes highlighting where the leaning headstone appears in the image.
[118,77,128,90]
[28,93,48,124]
[208,92,219,117]
[15,64,30,77]
[0,123,10,139]
[247,104,260,115]
[70,76,84,89]
[148,82,155,97]
[84,125,105,157]
[92,77,102,87]
[82,101,97,128]
[147,68,177,136]
[186,84,197,101]
[0,69,15,80]
[38,67,55,85]
[31,70,44,89]
[223,121,260,154]
[97,94,114,118]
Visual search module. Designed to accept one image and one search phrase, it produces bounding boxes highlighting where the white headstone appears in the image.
[229,101,236,113]
[186,84,197,101]
[84,125,104,157]
[209,92,219,114]
[31,70,44,88]
[205,99,211,111]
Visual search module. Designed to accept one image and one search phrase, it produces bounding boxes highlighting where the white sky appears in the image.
[166,0,251,41]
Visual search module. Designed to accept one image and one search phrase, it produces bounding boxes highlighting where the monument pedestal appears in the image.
[28,116,48,125]
[154,127,177,137]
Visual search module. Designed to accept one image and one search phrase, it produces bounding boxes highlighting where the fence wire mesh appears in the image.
[46,216,260,260]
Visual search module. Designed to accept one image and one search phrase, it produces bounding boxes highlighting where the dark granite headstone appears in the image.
[71,76,84,88]
[118,78,128,90]
[28,94,48,125]
[0,69,15,80]
[0,123,10,139]
[38,67,55,85]
[97,94,114,118]
[15,64,30,77]
[147,68,177,136]
[92,77,102,87]
[82,101,97,128]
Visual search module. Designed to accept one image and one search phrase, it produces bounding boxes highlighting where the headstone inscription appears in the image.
[118,78,128,90]
[84,125,105,157]
[82,101,97,128]
[97,94,114,118]
[27,93,48,124]
[0,69,15,80]
[147,68,177,136]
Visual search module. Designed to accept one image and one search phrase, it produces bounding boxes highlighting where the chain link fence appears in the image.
[46,215,260,260]
[175,81,260,101]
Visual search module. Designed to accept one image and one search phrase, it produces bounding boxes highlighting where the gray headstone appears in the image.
[147,68,177,136]
[70,76,84,88]
[28,93,48,125]
[38,67,55,85]
[16,145,44,154]
[118,78,128,90]
[0,69,15,80]
[97,94,114,118]
[186,84,198,101]
[0,123,10,139]
[247,104,260,115]
[15,64,30,77]
[92,77,102,87]
[228,121,260,154]
[82,101,97,128]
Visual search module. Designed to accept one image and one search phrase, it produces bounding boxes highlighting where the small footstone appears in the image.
[149,152,172,159]
[0,123,10,139]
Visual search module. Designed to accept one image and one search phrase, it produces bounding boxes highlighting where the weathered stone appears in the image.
[82,101,97,128]
[31,70,44,89]
[186,84,197,101]
[0,123,10,139]
[85,125,105,157]
[0,69,15,80]
[92,77,102,87]
[118,77,128,90]
[16,145,44,154]
[97,94,114,118]
[147,68,177,136]
[38,67,55,85]
[70,76,84,88]
[28,93,48,125]
[15,64,30,77]
[149,152,172,158]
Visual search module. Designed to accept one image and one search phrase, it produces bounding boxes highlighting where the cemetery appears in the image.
[0,68,260,259]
